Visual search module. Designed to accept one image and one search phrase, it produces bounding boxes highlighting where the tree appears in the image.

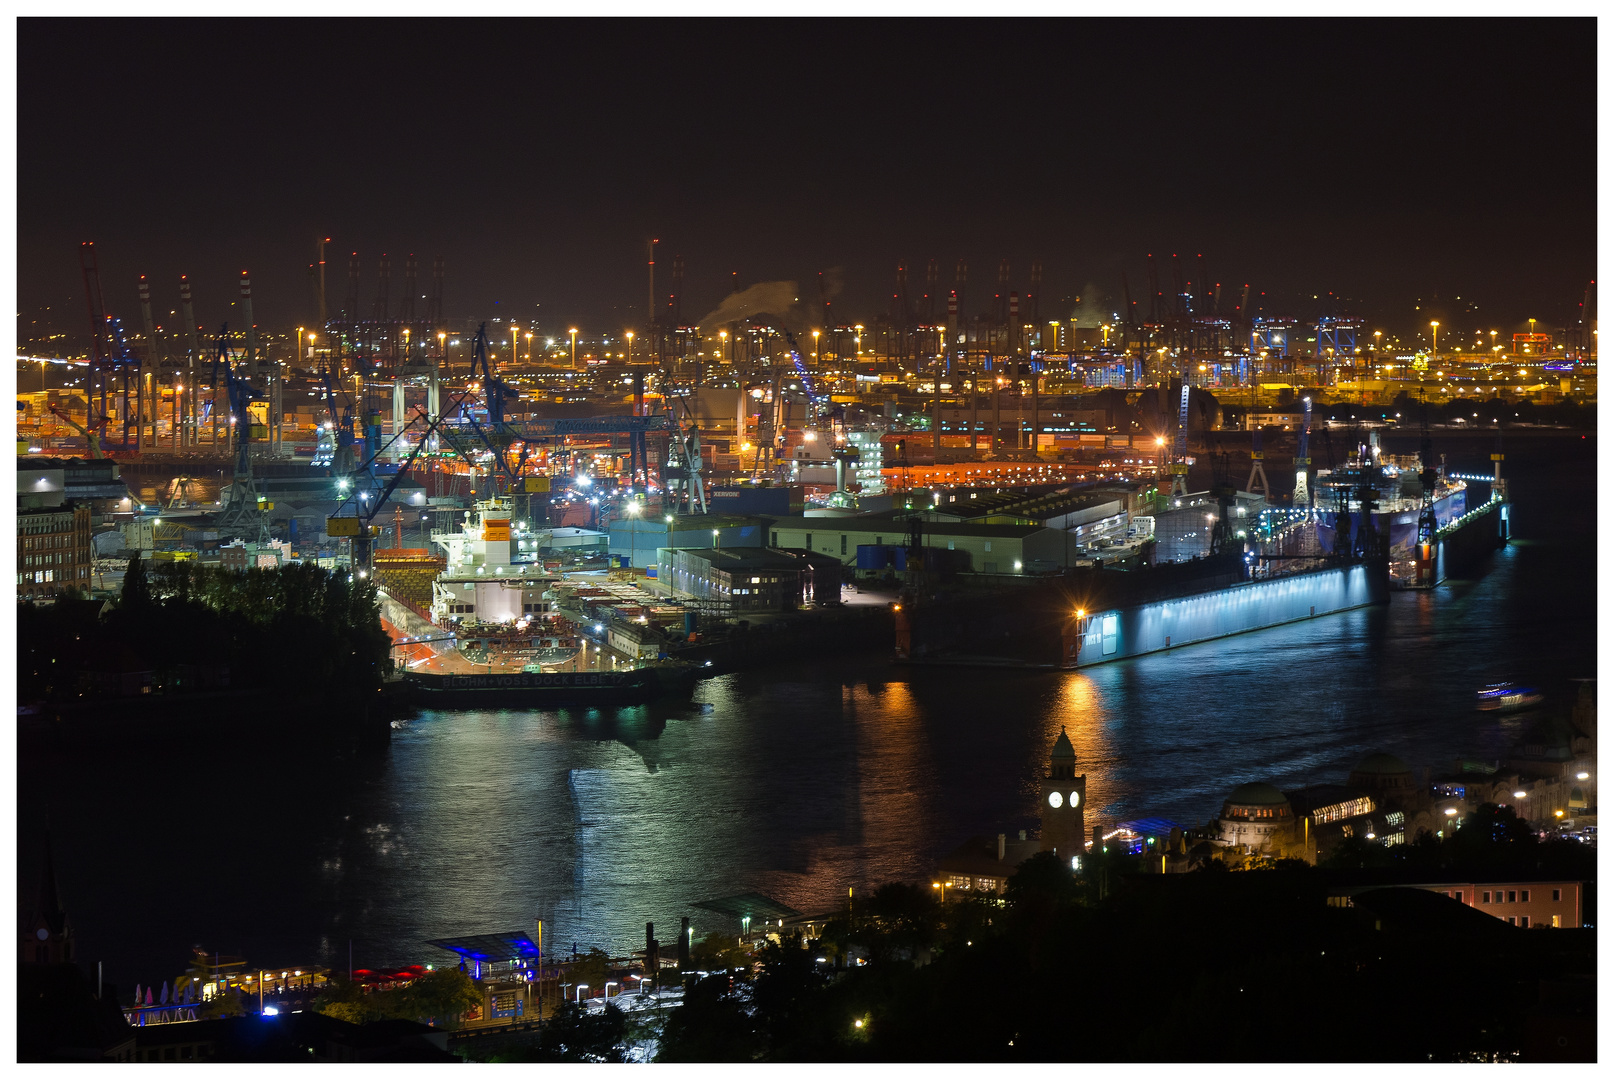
[399,968,482,1030]
[657,974,759,1062]
[570,947,612,995]
[515,1001,627,1062]
[120,553,149,609]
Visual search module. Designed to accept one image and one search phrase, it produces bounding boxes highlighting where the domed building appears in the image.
[1217,782,1300,857]
[1347,753,1416,803]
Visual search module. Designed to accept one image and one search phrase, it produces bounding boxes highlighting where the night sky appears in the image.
[19,18,1596,344]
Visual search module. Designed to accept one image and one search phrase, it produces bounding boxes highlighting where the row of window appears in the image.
[19,519,74,534]
[20,534,71,550]
[1447,887,1560,905]
[21,553,77,567]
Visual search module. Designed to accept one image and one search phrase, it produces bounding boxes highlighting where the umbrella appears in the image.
[145,986,153,1006]
[161,982,169,1005]
[133,983,141,1006]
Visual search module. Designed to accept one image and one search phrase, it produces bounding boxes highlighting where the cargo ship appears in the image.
[1311,433,1476,588]
[386,495,695,705]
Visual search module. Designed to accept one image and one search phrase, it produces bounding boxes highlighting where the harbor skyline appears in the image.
[16,14,1597,1064]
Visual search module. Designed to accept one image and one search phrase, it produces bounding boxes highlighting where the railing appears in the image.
[1436,494,1501,539]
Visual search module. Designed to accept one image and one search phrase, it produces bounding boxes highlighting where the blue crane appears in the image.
[318,362,358,472]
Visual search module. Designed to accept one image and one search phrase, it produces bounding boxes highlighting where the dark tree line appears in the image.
[18,558,392,703]
[656,808,1593,1063]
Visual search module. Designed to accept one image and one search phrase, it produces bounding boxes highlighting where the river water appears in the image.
[18,432,1595,987]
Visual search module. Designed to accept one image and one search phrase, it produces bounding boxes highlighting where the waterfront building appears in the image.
[1215,782,1301,859]
[1039,726,1087,862]
[1320,872,1588,929]
[17,502,93,600]
[661,547,843,612]
[936,729,1086,892]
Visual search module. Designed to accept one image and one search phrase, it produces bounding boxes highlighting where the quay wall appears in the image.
[1071,563,1384,667]
[1438,500,1508,582]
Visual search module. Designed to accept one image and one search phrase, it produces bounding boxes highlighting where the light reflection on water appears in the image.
[17,437,1594,982]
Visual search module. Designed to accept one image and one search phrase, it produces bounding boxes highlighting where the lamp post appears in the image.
[575,983,589,1004]
[569,328,578,368]
[525,331,533,363]
[1430,321,1439,360]
[626,330,634,366]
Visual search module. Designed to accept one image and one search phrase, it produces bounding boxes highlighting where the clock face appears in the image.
[35,928,48,941]
[1047,791,1063,808]
[1069,790,1081,808]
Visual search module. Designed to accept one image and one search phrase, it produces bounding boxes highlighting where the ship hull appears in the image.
[401,665,694,707]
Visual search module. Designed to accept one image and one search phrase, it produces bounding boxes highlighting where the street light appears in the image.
[575,983,589,1003]
[626,330,634,366]
[569,328,579,367]
[525,331,533,362]
[1430,321,1439,358]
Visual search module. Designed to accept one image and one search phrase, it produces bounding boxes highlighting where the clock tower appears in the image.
[1040,726,1086,860]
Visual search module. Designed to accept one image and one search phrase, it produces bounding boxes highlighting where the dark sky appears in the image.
[19,18,1596,344]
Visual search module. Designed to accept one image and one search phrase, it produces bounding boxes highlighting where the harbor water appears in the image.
[17,433,1595,986]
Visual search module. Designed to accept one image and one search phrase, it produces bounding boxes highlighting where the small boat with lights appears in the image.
[1476,682,1543,713]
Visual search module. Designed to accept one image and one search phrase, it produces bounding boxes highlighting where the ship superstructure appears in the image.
[427,496,579,668]
[1313,431,1467,586]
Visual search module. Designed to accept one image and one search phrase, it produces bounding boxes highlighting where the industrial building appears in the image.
[766,515,1078,574]
[660,547,844,611]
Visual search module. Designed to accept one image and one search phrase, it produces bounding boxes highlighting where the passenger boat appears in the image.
[1476,682,1543,712]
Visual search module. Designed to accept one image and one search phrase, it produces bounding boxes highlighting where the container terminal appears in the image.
[16,247,1585,681]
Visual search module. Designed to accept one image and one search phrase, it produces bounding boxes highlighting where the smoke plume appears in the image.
[696,281,804,332]
[1068,281,1115,327]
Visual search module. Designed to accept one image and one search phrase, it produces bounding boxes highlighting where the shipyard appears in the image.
[14,17,1598,1066]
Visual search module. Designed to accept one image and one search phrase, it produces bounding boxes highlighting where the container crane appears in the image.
[331,407,454,572]
[1246,425,1269,497]
[47,404,109,460]
[318,362,358,472]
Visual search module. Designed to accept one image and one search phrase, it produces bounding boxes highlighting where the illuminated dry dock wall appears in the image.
[1073,564,1380,666]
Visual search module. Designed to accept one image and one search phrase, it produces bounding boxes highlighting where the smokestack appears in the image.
[648,238,658,324]
[996,833,1006,861]
[138,275,160,365]
[138,277,159,449]
[239,272,257,370]
[317,236,329,327]
[180,276,198,447]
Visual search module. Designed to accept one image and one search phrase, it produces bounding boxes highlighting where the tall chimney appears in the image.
[180,275,199,447]
[996,833,1006,861]
[317,236,329,328]
[648,239,658,324]
[138,276,159,449]
[239,272,257,370]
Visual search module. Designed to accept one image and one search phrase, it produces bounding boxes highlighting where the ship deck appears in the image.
[382,615,632,677]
